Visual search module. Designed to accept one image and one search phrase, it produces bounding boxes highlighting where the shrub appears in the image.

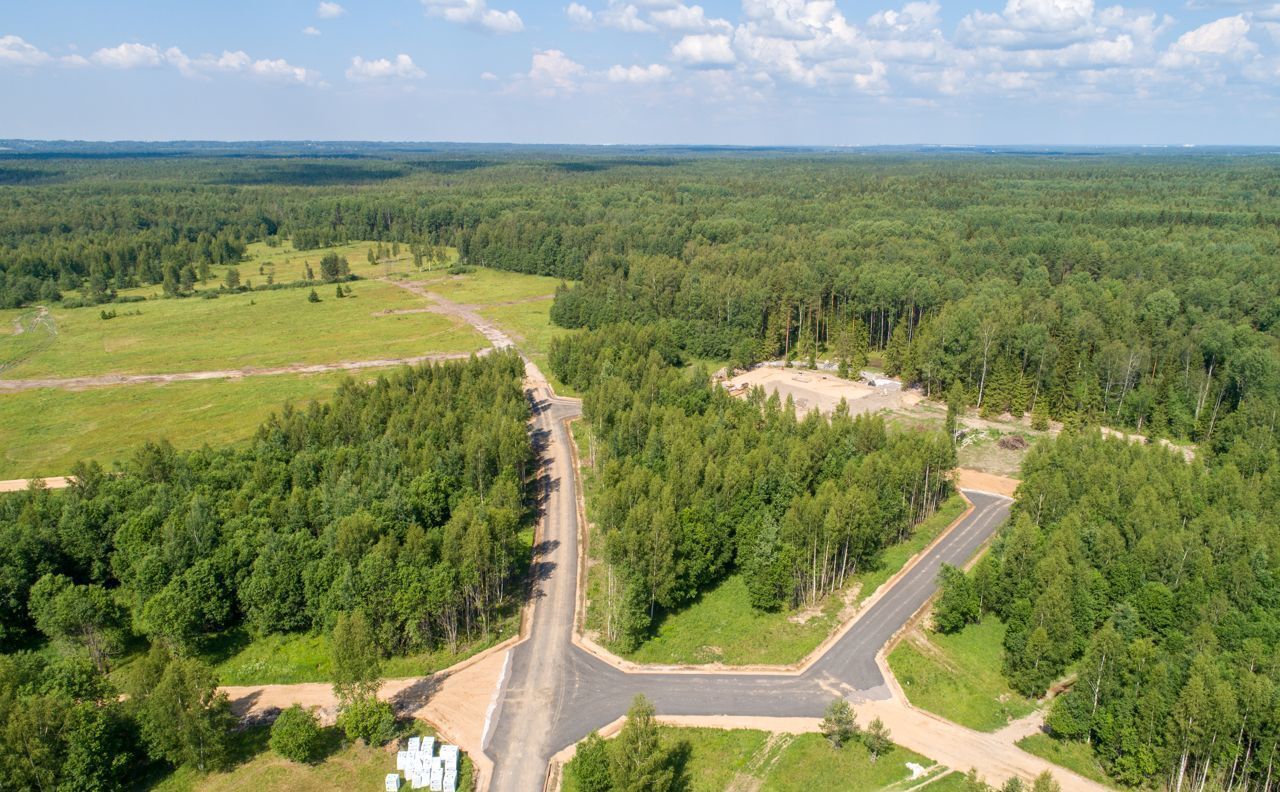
[338,697,395,746]
[270,704,323,763]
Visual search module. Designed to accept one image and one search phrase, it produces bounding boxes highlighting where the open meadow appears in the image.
[0,247,571,479]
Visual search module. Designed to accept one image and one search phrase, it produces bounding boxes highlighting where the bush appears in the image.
[564,731,611,792]
[338,697,395,746]
[270,704,323,763]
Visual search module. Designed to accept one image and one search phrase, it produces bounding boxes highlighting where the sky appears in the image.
[0,0,1277,145]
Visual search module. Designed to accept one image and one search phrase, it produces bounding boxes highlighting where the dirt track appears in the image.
[0,351,477,393]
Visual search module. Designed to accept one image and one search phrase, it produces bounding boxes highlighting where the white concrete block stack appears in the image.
[389,735,463,791]
[385,773,402,791]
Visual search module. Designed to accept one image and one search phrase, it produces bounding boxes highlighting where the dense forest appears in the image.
[2,152,1276,446]
[550,324,954,648]
[0,353,533,788]
[935,430,1280,790]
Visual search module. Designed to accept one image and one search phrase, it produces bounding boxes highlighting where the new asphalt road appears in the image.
[484,387,1013,792]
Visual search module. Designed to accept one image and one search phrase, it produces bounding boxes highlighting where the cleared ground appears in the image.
[723,366,920,418]
[149,722,473,792]
[887,616,1037,732]
[562,726,934,792]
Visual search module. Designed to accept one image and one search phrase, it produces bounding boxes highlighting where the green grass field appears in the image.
[1,280,483,379]
[404,267,564,305]
[887,616,1037,732]
[612,495,967,666]
[563,727,933,792]
[0,372,364,479]
[1016,734,1118,788]
[149,721,473,792]
[0,253,571,479]
[201,606,522,686]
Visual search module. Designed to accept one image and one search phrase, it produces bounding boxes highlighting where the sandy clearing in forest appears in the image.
[723,367,919,418]
[953,469,1020,498]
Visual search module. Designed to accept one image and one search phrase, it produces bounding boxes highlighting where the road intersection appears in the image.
[483,378,1027,791]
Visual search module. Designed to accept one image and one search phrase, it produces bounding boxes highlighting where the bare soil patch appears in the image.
[723,367,912,418]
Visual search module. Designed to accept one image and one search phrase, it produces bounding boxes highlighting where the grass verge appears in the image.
[563,727,931,792]
[602,495,967,666]
[148,721,473,792]
[887,616,1036,732]
[1016,734,1118,788]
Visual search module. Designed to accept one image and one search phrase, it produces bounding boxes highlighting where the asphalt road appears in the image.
[484,387,1013,792]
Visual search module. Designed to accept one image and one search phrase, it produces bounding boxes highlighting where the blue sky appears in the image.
[1,0,1277,144]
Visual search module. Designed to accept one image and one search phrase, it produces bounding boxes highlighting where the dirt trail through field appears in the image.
[0,284,508,392]
[0,351,478,392]
[0,476,72,493]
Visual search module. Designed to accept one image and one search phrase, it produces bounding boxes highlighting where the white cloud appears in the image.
[92,42,162,69]
[671,33,736,66]
[607,62,672,82]
[347,54,426,81]
[868,1,940,36]
[566,3,595,26]
[317,2,345,19]
[246,56,321,83]
[1172,13,1251,53]
[650,4,732,32]
[600,3,656,32]
[0,34,51,66]
[303,26,322,36]
[423,0,524,33]
[60,53,91,67]
[480,70,499,80]
[1160,13,1256,69]
[527,48,585,93]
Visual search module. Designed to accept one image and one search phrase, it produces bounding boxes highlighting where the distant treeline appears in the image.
[1,154,1277,450]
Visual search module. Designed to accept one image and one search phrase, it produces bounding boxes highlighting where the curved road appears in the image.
[484,384,1013,792]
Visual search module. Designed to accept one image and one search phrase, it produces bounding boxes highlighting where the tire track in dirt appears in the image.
[0,351,480,392]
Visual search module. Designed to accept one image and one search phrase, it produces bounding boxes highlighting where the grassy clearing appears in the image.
[112,241,458,302]
[148,721,473,792]
[612,495,967,666]
[1,280,484,379]
[405,267,564,305]
[200,616,518,686]
[0,372,366,479]
[197,526,531,685]
[480,299,581,396]
[888,616,1036,732]
[1016,734,1118,788]
[563,727,930,792]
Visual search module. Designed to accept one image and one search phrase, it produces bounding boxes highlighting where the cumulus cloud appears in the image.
[527,48,585,93]
[650,3,732,32]
[303,26,322,36]
[423,0,524,34]
[671,33,736,66]
[317,2,345,18]
[92,42,162,69]
[346,53,426,81]
[566,3,595,27]
[0,34,52,66]
[86,41,320,84]
[1160,13,1256,67]
[607,62,672,82]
